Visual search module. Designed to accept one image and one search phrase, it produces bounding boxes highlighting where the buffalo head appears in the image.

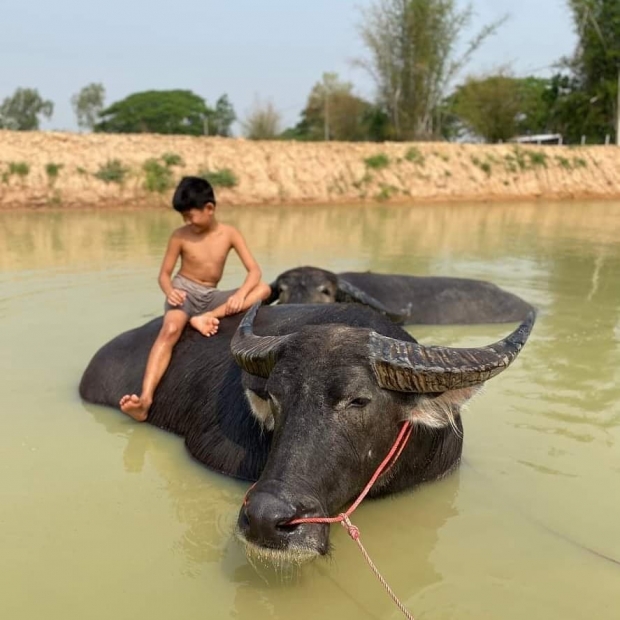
[231,303,535,564]
[268,266,404,323]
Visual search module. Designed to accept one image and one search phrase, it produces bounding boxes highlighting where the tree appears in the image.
[548,0,620,142]
[282,73,394,142]
[0,88,54,130]
[446,72,553,142]
[72,83,105,131]
[212,94,236,137]
[242,99,281,140]
[299,73,373,141]
[94,90,212,135]
[357,0,506,140]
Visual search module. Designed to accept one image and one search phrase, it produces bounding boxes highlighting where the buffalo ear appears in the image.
[336,278,405,324]
[244,389,275,431]
[408,386,483,430]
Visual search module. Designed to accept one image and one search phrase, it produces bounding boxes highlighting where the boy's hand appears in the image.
[167,288,187,307]
[225,291,246,315]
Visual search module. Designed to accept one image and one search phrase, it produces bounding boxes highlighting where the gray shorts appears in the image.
[164,274,236,317]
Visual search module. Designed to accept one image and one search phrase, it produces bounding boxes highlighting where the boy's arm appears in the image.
[158,232,186,306]
[226,228,262,312]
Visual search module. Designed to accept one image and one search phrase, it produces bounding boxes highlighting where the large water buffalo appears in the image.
[268,266,534,325]
[80,303,534,563]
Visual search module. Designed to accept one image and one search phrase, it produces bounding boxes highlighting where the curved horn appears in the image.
[231,303,293,377]
[336,278,406,324]
[369,310,536,393]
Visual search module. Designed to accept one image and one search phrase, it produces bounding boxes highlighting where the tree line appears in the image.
[0,0,618,144]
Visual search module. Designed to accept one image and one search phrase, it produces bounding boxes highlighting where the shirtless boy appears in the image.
[119,176,271,422]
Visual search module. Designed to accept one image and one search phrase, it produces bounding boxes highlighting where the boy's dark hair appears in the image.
[172,176,216,212]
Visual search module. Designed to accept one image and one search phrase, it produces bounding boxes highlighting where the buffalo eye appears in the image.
[319,286,331,296]
[348,397,371,409]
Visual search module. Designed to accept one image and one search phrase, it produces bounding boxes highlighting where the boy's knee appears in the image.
[258,282,272,301]
[159,321,182,341]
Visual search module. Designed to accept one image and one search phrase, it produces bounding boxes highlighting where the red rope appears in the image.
[289,421,413,526]
[244,421,416,620]
[287,421,416,620]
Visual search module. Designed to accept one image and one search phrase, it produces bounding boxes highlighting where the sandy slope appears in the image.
[1,130,620,208]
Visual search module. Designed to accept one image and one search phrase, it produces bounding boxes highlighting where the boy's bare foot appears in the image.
[190,313,220,337]
[119,394,151,422]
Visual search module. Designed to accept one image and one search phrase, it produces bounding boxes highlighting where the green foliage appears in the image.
[542,1,620,143]
[76,166,88,176]
[198,168,238,188]
[94,159,129,184]
[143,158,174,193]
[0,88,54,130]
[556,156,572,169]
[45,163,63,183]
[447,72,521,142]
[9,161,30,177]
[1,161,30,183]
[364,153,390,169]
[504,148,551,173]
[375,183,398,201]
[358,0,506,139]
[296,73,377,141]
[573,157,588,168]
[471,156,492,175]
[404,147,425,165]
[212,94,236,137]
[529,151,547,168]
[161,152,184,167]
[95,90,212,136]
[71,83,105,131]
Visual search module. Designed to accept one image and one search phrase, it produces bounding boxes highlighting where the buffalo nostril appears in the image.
[275,518,299,532]
[238,505,250,530]
[241,491,300,545]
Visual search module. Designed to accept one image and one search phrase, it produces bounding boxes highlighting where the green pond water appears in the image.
[1,201,618,620]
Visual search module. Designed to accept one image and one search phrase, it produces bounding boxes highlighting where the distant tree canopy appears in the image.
[72,83,105,131]
[357,0,505,140]
[445,73,552,142]
[95,90,212,135]
[281,72,393,142]
[212,94,236,137]
[543,0,620,143]
[0,88,54,131]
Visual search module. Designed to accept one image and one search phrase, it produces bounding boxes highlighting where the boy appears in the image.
[119,176,271,422]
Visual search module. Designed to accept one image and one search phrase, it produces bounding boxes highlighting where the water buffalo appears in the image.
[268,266,534,325]
[80,303,534,563]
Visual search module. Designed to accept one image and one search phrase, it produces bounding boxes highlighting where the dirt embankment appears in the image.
[1,130,620,208]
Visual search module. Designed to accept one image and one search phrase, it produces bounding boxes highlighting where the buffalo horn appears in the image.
[231,303,293,377]
[336,278,405,324]
[368,310,536,393]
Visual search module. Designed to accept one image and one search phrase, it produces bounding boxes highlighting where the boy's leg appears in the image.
[119,310,189,421]
[190,282,272,336]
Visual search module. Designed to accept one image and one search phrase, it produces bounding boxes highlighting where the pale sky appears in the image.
[1,0,576,133]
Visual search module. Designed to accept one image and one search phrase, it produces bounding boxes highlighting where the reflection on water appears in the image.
[1,201,619,620]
